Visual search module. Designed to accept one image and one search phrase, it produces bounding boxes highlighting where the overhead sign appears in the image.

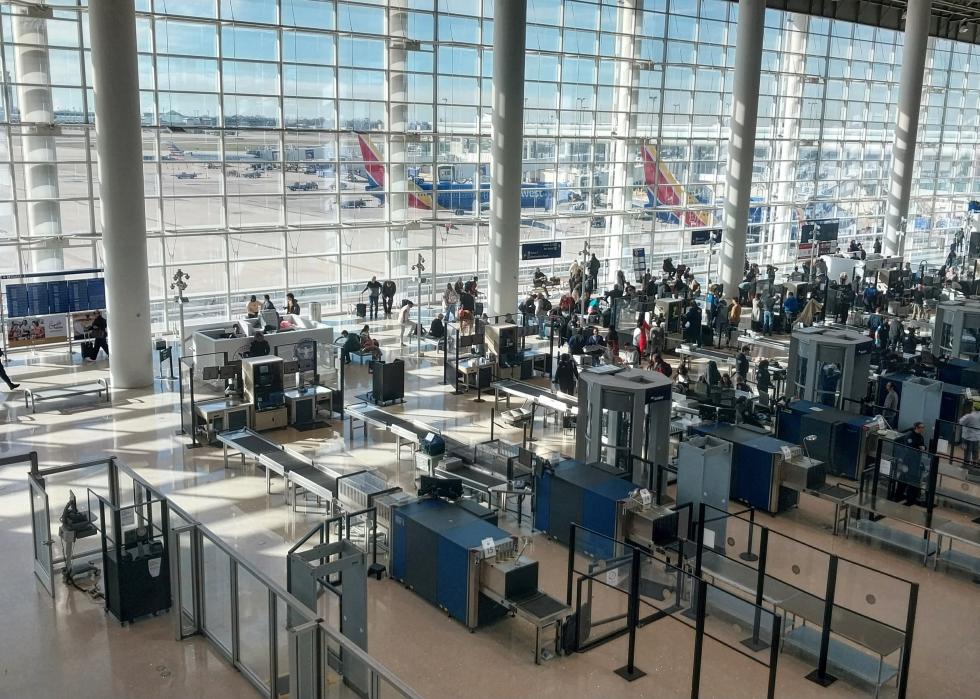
[691,228,723,246]
[521,241,562,261]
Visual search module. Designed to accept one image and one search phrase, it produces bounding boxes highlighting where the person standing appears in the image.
[442,283,458,322]
[959,404,980,467]
[553,353,579,395]
[896,422,926,506]
[0,348,20,390]
[245,295,261,318]
[88,311,109,359]
[873,237,882,254]
[381,278,397,317]
[397,300,417,345]
[262,294,275,311]
[247,331,270,357]
[761,292,775,336]
[285,292,300,315]
[911,283,926,320]
[882,381,900,427]
[362,276,382,320]
[726,297,741,348]
[588,253,601,287]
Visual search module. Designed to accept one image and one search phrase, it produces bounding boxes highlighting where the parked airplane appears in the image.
[355,133,566,213]
[161,141,262,163]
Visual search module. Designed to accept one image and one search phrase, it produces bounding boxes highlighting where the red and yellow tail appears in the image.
[642,144,711,228]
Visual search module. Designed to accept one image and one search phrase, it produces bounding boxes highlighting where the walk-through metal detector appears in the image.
[288,521,369,698]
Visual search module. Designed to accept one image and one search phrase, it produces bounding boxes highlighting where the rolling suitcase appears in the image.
[355,302,367,318]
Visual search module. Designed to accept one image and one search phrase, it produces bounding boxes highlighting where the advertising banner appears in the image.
[6,315,69,347]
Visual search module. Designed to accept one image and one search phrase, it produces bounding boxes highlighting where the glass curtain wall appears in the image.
[0,0,977,330]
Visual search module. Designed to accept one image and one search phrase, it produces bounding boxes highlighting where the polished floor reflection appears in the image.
[1,325,978,699]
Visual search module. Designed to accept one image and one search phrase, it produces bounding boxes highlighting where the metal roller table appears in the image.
[347,402,440,461]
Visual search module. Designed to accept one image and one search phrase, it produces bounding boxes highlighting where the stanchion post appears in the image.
[806,555,839,686]
[740,507,759,562]
[691,579,707,699]
[566,524,577,606]
[742,526,769,651]
[897,582,918,699]
[614,547,646,681]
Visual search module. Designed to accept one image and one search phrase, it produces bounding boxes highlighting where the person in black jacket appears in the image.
[588,253,601,286]
[428,313,446,339]
[0,348,19,390]
[247,331,270,357]
[554,353,579,395]
[735,351,750,380]
[88,311,109,359]
[340,330,361,364]
[381,279,397,316]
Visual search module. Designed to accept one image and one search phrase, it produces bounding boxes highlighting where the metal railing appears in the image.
[24,452,422,699]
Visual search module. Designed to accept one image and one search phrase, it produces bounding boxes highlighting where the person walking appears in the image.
[959,404,980,467]
[553,353,579,395]
[87,310,109,359]
[362,276,382,320]
[0,348,20,390]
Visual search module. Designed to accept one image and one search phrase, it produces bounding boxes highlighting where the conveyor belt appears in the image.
[347,402,437,443]
[220,431,279,458]
[435,463,506,493]
[493,379,578,412]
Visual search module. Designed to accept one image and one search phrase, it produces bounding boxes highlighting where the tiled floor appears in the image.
[1,321,978,699]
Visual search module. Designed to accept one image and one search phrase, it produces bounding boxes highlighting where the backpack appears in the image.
[540,297,552,312]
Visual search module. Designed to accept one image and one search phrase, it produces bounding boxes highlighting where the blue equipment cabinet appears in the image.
[390,498,511,629]
[776,400,878,479]
[534,459,634,559]
[691,424,800,514]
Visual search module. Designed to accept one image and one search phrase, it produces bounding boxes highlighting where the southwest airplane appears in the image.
[355,133,560,213]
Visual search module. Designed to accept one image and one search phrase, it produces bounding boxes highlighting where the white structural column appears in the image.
[720,0,766,298]
[388,0,410,277]
[12,6,63,273]
[604,0,636,285]
[771,14,809,267]
[884,0,932,257]
[488,0,526,316]
[89,0,153,389]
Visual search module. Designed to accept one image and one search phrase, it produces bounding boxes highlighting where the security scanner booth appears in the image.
[389,496,572,663]
[242,355,287,431]
[612,296,657,346]
[575,365,673,487]
[533,458,679,558]
[484,321,520,370]
[179,351,250,446]
[932,300,980,365]
[786,327,873,411]
[691,423,826,515]
[775,400,884,479]
[444,321,495,395]
[676,436,732,549]
[875,372,977,441]
[274,338,336,428]
[654,296,685,334]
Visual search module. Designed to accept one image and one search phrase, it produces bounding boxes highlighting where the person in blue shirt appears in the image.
[782,292,799,325]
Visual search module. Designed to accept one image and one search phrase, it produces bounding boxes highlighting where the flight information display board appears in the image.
[3,278,106,317]
[47,281,70,314]
[5,285,29,318]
